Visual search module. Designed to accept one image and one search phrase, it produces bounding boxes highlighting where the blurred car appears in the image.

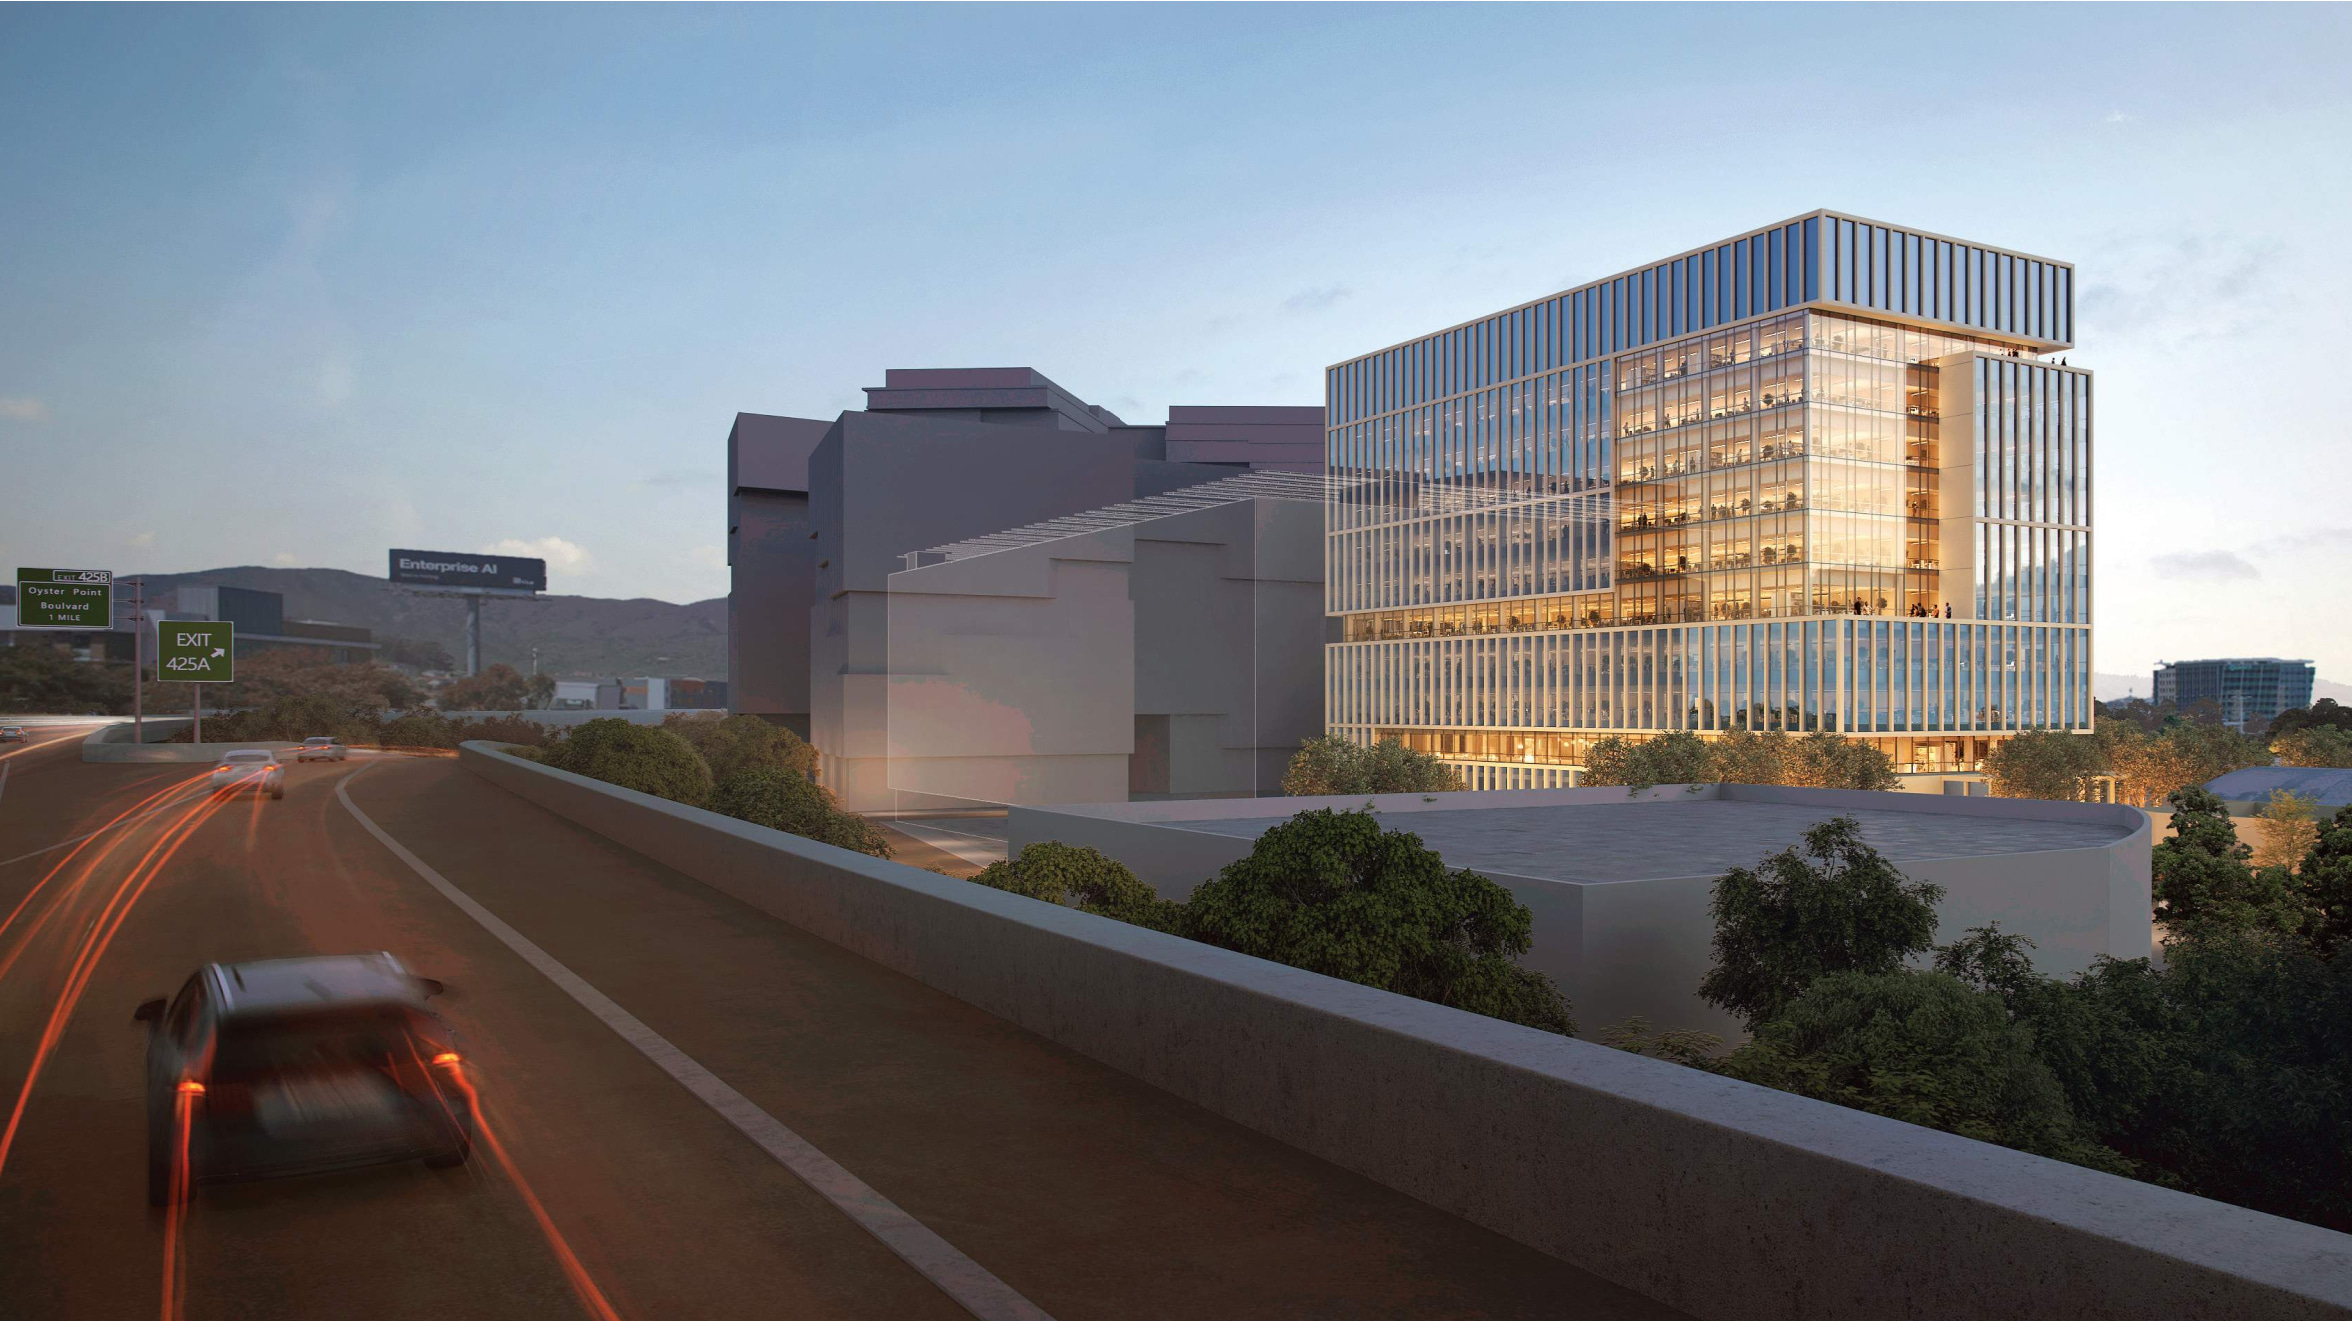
[294,736,349,763]
[209,748,285,799]
[135,953,472,1205]
[0,725,26,743]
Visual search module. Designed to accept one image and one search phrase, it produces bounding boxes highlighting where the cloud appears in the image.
[2076,231,2284,347]
[636,469,718,489]
[1281,286,1352,315]
[130,531,156,548]
[0,396,47,422]
[2254,526,2352,555]
[273,551,299,566]
[483,536,592,573]
[2150,550,2258,581]
[2103,110,2135,124]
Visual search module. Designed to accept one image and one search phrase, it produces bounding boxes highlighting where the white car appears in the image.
[210,749,285,800]
[295,736,349,763]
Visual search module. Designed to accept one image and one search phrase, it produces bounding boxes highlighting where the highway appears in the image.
[0,728,1683,1321]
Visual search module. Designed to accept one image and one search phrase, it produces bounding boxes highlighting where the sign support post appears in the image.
[192,683,201,746]
[157,621,235,745]
[128,577,145,746]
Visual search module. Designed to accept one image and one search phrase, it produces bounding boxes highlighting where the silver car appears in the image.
[210,748,285,799]
[294,736,349,763]
[135,953,473,1205]
[0,725,26,743]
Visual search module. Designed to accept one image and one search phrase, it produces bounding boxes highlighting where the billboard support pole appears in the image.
[129,576,143,746]
[465,595,482,677]
[192,682,201,746]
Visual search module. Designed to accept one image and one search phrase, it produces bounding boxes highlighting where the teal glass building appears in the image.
[1323,210,2091,785]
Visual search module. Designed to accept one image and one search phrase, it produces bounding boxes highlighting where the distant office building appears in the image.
[727,367,1321,810]
[592,676,728,712]
[550,680,600,710]
[2152,658,2315,733]
[1326,210,2091,786]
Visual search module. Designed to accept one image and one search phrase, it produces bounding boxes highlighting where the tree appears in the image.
[378,635,457,672]
[526,673,557,710]
[1698,816,1946,1031]
[1281,735,1466,796]
[1707,727,1792,786]
[1183,809,1575,1034]
[1718,970,2128,1174]
[0,643,134,714]
[706,766,892,858]
[2151,788,2301,937]
[1584,730,1715,792]
[535,718,712,805]
[663,712,819,783]
[2269,697,2352,740]
[2274,726,2352,769]
[1596,1016,1723,1068]
[1984,727,2104,801]
[436,663,534,712]
[2253,789,2324,873]
[1787,730,1899,791]
[2298,805,2352,957]
[968,842,1179,930]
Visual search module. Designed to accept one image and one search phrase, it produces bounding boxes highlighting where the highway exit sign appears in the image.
[14,567,112,629]
[158,620,235,683]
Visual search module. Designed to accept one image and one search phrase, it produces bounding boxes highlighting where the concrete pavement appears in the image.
[0,750,1680,1320]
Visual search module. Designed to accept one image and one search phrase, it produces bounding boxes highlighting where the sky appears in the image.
[2,4,2348,683]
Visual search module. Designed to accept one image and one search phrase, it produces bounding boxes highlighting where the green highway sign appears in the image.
[157,620,235,683]
[14,567,113,629]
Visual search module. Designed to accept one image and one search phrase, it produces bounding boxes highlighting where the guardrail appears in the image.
[456,740,2352,1321]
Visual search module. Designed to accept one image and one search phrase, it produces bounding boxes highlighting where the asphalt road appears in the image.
[0,736,1685,1321]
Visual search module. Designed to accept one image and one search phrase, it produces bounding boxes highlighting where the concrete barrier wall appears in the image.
[81,720,296,763]
[456,743,2352,1321]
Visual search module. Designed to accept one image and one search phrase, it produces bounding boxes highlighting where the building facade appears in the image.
[1325,211,2092,786]
[2152,658,2315,734]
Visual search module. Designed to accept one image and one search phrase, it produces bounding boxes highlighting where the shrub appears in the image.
[706,767,891,858]
[1719,969,2127,1173]
[1281,735,1465,796]
[1184,808,1574,1034]
[536,718,712,805]
[664,712,818,782]
[1788,730,1899,791]
[1699,816,1945,1032]
[969,841,1178,930]
[1584,730,1713,791]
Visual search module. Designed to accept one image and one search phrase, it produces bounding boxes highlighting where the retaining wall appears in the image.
[81,719,296,762]
[457,741,2352,1321]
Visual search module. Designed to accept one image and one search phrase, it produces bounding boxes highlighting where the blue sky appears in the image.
[2,4,2348,683]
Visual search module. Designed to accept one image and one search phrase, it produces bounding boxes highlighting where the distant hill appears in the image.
[100,566,725,681]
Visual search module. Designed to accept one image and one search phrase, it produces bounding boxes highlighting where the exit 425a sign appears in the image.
[157,620,235,683]
[14,567,112,629]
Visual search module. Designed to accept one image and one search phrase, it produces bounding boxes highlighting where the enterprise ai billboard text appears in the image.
[387,549,548,592]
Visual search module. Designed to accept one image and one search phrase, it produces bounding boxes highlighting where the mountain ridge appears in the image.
[98,566,726,680]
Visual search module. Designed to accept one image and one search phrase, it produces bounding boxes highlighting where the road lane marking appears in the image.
[0,784,206,871]
[335,772,1057,1321]
[0,761,9,808]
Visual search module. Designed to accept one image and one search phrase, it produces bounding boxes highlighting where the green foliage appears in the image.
[1597,1016,1724,1069]
[1183,809,1575,1034]
[535,718,712,805]
[1281,735,1466,796]
[2274,726,2352,769]
[1584,731,1713,792]
[1699,817,1946,1032]
[663,712,818,783]
[2269,697,2352,740]
[2152,788,2302,937]
[705,767,892,859]
[1984,728,2105,801]
[2299,805,2352,957]
[1583,729,1894,794]
[436,663,535,711]
[378,635,456,671]
[1718,970,2128,1173]
[969,842,1178,930]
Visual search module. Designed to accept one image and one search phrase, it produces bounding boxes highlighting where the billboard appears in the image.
[387,549,547,592]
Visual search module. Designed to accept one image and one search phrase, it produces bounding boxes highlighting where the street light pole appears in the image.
[128,576,144,746]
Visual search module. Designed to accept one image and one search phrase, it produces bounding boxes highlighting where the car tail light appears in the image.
[177,1079,206,1096]
[431,1052,461,1067]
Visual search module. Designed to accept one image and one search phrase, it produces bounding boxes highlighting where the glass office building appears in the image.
[1324,211,2092,785]
[2151,658,2315,734]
